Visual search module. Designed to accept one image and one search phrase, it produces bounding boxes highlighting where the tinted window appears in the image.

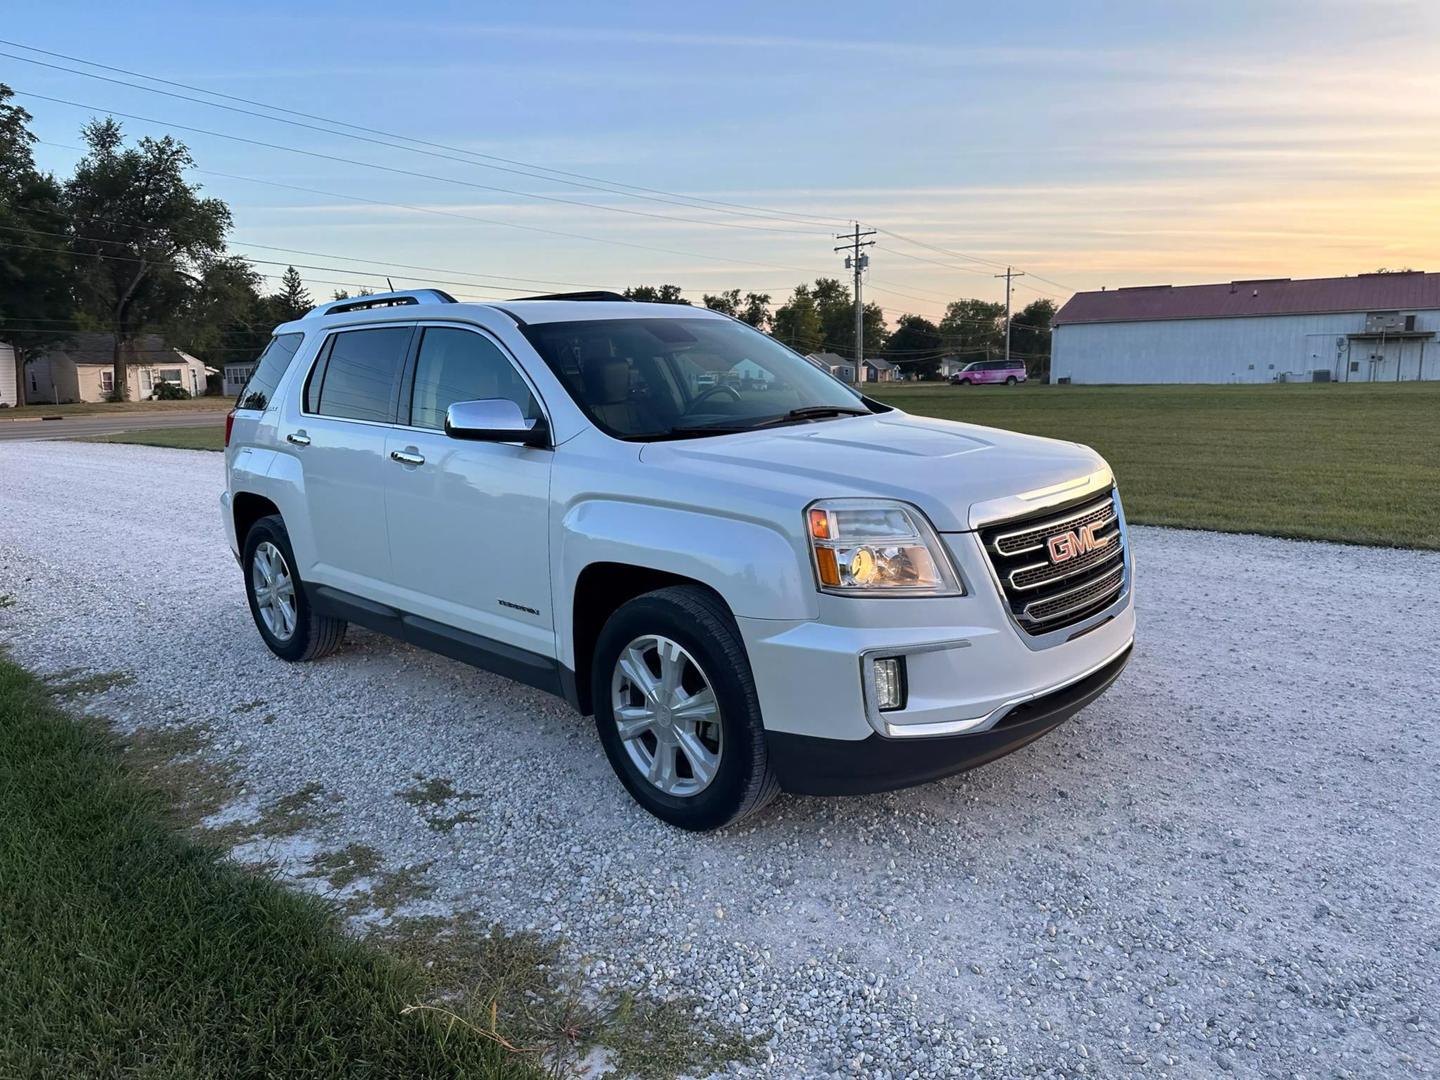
[409,327,538,430]
[236,333,303,411]
[521,317,865,439]
[313,327,411,422]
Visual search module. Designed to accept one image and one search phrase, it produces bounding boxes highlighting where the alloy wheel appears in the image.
[251,540,297,641]
[611,635,723,797]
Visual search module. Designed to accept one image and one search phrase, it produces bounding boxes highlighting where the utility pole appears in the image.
[994,266,1025,366]
[835,224,876,381]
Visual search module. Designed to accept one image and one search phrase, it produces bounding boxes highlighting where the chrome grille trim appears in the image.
[978,488,1129,636]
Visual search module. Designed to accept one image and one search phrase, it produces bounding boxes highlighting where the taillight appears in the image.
[224,409,235,447]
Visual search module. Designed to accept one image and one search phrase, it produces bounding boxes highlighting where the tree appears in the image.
[623,284,690,305]
[0,84,75,405]
[939,298,1005,365]
[771,284,824,354]
[65,117,230,400]
[795,277,886,359]
[1009,298,1057,380]
[271,265,312,322]
[167,255,270,376]
[330,287,374,301]
[703,288,772,329]
[883,314,944,379]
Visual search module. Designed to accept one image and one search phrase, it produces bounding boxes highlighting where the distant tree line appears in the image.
[1,80,1057,406]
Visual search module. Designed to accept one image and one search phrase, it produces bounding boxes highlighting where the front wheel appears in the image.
[592,586,778,830]
[956,378,972,386]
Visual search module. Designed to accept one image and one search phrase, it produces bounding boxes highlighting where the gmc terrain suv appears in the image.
[223,290,1133,830]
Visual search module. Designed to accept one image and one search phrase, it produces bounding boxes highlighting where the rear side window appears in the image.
[311,327,412,422]
[408,327,538,430]
[236,333,303,411]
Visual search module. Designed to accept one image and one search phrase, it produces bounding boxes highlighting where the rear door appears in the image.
[287,324,413,597]
[382,323,555,657]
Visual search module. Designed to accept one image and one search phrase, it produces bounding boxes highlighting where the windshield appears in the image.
[520,317,874,439]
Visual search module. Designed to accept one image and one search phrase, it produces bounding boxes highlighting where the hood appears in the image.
[638,411,1111,531]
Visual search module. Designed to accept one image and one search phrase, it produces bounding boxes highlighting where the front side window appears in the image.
[521,317,870,440]
[408,327,538,430]
[311,326,412,422]
[237,333,304,411]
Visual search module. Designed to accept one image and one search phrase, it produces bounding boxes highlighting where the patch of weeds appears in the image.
[114,723,237,825]
[46,668,134,701]
[212,782,336,846]
[232,699,267,713]
[0,593,15,608]
[397,775,483,831]
[260,713,277,725]
[369,914,757,1079]
[364,863,437,916]
[305,843,382,891]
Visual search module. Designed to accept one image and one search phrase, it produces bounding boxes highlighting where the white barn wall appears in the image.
[1052,309,1440,384]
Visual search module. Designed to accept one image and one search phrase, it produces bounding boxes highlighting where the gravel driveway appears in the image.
[2,440,1436,1079]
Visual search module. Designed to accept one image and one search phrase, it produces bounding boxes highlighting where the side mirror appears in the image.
[443,399,550,448]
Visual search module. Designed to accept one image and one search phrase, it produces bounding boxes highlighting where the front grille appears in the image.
[979,490,1127,635]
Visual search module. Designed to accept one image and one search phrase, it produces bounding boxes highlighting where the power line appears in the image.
[0,38,848,230]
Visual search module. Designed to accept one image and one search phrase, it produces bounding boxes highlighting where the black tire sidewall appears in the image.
[592,593,761,830]
[242,515,313,661]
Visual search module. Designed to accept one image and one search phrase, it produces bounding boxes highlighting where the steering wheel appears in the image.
[692,383,743,407]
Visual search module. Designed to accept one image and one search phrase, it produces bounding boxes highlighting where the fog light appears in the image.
[873,657,905,711]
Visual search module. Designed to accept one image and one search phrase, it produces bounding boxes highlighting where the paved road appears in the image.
[2,440,1437,1079]
[0,410,227,442]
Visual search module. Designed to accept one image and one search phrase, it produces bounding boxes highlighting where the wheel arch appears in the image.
[233,490,282,548]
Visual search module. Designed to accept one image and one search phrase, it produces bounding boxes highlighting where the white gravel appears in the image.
[2,439,1437,1079]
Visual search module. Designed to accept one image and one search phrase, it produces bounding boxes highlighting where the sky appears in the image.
[4,1,1440,327]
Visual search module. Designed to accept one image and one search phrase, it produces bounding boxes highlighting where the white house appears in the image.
[861,357,898,382]
[806,351,856,384]
[222,359,258,397]
[1053,271,1440,384]
[21,333,210,403]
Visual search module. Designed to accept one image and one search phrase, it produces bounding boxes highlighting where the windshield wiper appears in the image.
[746,405,871,429]
[638,406,871,442]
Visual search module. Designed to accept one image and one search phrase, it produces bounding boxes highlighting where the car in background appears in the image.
[950,359,1027,386]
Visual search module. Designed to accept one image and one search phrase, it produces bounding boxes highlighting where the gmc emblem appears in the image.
[1047,523,1112,564]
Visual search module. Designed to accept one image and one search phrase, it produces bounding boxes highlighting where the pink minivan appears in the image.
[949,359,1027,386]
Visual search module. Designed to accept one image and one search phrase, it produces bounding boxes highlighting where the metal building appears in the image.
[1051,271,1440,384]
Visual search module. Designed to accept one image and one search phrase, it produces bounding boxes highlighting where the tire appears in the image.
[958,378,972,386]
[242,514,347,662]
[1006,375,1018,385]
[591,585,779,830]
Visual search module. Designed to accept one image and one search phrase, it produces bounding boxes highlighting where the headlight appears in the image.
[806,499,963,596]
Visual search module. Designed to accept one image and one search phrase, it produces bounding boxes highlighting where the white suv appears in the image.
[223,290,1134,830]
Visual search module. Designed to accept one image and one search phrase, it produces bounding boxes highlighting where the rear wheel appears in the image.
[592,586,778,830]
[243,515,347,662]
[1006,375,1018,385]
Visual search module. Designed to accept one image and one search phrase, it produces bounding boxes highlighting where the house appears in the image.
[806,351,856,384]
[0,344,15,407]
[222,359,257,397]
[1052,270,1440,384]
[860,357,897,383]
[22,333,210,403]
[728,358,774,387]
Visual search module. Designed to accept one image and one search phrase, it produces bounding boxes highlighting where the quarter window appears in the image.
[312,327,412,422]
[408,327,538,430]
[237,333,304,411]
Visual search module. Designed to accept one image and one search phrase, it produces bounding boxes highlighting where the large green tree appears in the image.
[0,84,75,406]
[623,284,690,305]
[702,288,772,329]
[270,265,312,323]
[771,284,824,354]
[810,277,886,359]
[167,256,271,376]
[939,298,1005,365]
[66,118,230,400]
[883,314,944,379]
[1009,298,1057,380]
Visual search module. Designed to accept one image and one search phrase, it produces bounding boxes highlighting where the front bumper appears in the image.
[766,643,1131,795]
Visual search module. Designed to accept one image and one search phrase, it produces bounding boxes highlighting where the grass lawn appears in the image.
[872,382,1440,550]
[0,397,233,420]
[83,424,226,452]
[0,655,543,1079]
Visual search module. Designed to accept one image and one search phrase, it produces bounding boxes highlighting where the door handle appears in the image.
[390,449,425,466]
[286,431,311,446]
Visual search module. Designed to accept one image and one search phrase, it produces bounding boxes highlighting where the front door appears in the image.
[383,324,554,658]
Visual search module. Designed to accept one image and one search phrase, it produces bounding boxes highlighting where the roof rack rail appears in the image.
[307,289,458,318]
[506,290,632,303]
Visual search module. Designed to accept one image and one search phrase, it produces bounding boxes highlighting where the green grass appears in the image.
[0,655,756,1079]
[0,655,546,1080]
[82,424,225,451]
[0,397,233,419]
[872,382,1440,549]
